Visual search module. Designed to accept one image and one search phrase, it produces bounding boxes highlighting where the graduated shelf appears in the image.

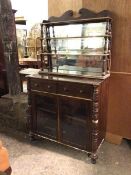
[40,52,110,56]
[40,35,112,40]
[64,114,87,125]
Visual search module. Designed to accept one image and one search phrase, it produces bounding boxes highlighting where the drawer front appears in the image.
[30,79,56,93]
[58,81,93,99]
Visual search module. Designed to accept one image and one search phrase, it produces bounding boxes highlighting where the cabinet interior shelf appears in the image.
[37,107,56,114]
[64,114,87,125]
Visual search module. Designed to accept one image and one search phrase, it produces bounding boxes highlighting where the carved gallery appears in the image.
[0,0,131,174]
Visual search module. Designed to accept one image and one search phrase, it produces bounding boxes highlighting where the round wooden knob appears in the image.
[48,85,51,89]
[34,83,38,87]
[80,90,84,93]
[64,87,67,91]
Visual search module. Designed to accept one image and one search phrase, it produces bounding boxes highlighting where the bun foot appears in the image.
[90,153,98,164]
[91,158,96,164]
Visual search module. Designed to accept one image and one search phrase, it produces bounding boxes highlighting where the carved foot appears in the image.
[90,153,98,164]
[91,158,96,164]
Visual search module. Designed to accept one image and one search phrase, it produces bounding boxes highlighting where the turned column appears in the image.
[91,85,100,164]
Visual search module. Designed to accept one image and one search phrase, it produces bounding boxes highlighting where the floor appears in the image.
[0,128,131,175]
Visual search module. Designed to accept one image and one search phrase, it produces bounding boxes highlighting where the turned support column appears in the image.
[91,85,100,164]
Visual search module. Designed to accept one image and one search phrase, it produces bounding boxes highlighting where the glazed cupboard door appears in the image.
[31,93,58,139]
[59,96,92,150]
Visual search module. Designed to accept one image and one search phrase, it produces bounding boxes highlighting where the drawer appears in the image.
[58,81,93,99]
[30,78,56,93]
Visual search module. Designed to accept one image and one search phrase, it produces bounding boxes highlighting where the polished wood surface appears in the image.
[107,73,131,138]
[48,0,82,17]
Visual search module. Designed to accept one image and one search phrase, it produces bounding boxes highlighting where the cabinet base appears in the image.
[29,132,100,164]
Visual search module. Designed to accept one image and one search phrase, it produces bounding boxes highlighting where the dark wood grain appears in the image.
[49,8,111,23]
[28,6,111,163]
[0,0,21,95]
[0,33,8,96]
[48,0,82,17]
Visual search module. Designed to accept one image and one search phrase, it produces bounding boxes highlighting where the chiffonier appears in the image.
[27,8,112,163]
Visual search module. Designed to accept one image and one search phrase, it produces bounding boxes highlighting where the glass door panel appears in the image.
[60,97,92,149]
[35,94,57,139]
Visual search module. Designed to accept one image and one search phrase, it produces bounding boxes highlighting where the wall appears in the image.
[83,0,131,72]
[48,0,82,17]
[48,0,131,139]
[83,0,131,139]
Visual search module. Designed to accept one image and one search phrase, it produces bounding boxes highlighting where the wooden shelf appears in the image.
[41,52,110,56]
[42,16,112,26]
[41,35,112,40]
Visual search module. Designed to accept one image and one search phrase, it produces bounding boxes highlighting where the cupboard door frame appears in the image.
[31,91,58,139]
[59,95,92,151]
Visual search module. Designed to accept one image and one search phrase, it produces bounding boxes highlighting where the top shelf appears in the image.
[41,17,112,26]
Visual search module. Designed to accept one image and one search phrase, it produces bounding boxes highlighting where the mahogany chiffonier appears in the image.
[27,8,112,164]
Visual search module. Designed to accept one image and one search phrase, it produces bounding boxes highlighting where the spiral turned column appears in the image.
[90,85,100,164]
